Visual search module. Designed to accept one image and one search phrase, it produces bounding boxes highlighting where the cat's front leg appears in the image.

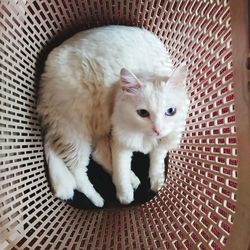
[111,139,134,205]
[93,136,140,190]
[149,148,168,192]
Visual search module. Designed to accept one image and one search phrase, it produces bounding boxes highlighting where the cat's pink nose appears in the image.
[152,126,160,136]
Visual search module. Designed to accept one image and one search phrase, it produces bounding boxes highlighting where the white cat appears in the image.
[37,25,189,207]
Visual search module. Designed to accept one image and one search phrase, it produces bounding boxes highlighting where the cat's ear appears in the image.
[120,68,142,94]
[168,63,188,86]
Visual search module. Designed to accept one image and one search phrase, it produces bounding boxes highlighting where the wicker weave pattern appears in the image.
[0,1,237,249]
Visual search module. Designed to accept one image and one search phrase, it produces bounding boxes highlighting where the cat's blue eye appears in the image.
[165,107,176,116]
[137,109,150,118]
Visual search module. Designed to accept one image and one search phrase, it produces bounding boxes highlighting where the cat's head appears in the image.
[113,64,189,139]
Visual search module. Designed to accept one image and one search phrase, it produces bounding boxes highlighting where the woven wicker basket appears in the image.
[1,1,250,249]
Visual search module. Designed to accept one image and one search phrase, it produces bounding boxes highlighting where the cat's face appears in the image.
[117,65,189,138]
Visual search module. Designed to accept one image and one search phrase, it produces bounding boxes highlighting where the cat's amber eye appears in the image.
[136,109,150,118]
[165,107,177,116]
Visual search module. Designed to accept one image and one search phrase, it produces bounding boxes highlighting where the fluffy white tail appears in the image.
[45,144,76,200]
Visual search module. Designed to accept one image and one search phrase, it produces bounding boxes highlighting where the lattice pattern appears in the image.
[0,0,237,249]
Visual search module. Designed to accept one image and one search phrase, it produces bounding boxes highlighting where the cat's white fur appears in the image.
[38,25,189,206]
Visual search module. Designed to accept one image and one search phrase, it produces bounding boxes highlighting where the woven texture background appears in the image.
[0,1,238,249]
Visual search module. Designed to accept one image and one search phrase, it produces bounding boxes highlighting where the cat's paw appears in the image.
[90,193,105,207]
[130,171,140,190]
[150,174,165,193]
[54,183,75,200]
[117,186,134,205]
[76,185,104,207]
